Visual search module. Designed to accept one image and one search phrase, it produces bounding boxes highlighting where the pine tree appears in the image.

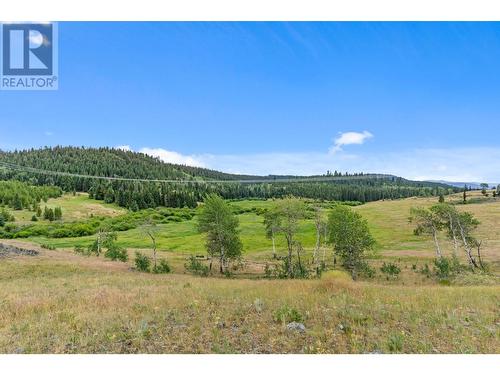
[13,194,23,210]
[54,207,62,220]
[47,208,55,222]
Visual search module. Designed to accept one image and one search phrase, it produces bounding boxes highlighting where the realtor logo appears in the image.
[1,22,58,90]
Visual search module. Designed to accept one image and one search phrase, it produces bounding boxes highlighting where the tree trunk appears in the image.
[296,243,302,272]
[152,236,157,269]
[219,244,225,274]
[97,230,102,257]
[286,235,293,278]
[476,242,485,270]
[448,213,459,257]
[271,234,276,259]
[457,220,477,268]
[432,229,442,258]
[313,225,320,265]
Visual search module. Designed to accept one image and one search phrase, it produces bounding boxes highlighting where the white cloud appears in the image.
[44,131,53,136]
[111,143,500,183]
[197,147,500,183]
[114,145,205,167]
[329,131,373,154]
[139,147,206,168]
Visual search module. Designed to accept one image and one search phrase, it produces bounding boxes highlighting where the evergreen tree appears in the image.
[12,194,23,210]
[54,207,62,220]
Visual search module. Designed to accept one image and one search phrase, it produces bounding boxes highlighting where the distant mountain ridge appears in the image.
[427,180,499,190]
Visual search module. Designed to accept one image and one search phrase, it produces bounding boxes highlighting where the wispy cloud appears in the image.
[329,131,373,154]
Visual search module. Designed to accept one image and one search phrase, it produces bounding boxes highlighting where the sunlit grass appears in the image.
[0,252,498,354]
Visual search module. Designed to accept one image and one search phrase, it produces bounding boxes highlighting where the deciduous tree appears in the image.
[328,205,375,279]
[267,197,306,278]
[197,194,242,274]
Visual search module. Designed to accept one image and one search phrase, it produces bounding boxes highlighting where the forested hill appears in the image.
[0,146,256,181]
[0,146,456,209]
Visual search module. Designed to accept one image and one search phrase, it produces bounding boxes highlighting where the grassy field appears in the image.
[0,249,498,354]
[11,193,125,225]
[0,192,499,353]
[21,191,500,266]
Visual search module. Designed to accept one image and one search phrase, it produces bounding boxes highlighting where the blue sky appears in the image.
[1,22,500,181]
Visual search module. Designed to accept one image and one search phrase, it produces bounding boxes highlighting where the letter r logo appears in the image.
[2,23,53,75]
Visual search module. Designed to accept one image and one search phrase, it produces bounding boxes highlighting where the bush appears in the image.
[433,256,461,280]
[380,262,401,279]
[105,245,128,262]
[420,263,431,277]
[358,262,376,278]
[277,258,310,279]
[264,263,274,279]
[135,252,151,272]
[0,208,14,226]
[40,243,56,250]
[153,258,171,274]
[273,305,303,324]
[184,255,209,276]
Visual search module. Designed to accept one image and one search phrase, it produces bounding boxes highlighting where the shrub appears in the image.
[276,258,310,279]
[358,262,376,278]
[0,208,14,226]
[153,259,171,274]
[40,243,56,250]
[105,245,128,262]
[135,252,151,272]
[380,262,401,279]
[264,263,275,279]
[420,263,431,277]
[184,255,209,277]
[433,256,461,280]
[273,305,303,324]
[31,215,38,222]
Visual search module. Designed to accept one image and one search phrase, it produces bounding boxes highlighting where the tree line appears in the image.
[0,180,62,210]
[1,146,458,209]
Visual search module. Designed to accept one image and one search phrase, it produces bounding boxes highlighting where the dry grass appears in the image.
[355,191,500,264]
[11,193,125,224]
[0,249,498,354]
[1,193,499,354]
